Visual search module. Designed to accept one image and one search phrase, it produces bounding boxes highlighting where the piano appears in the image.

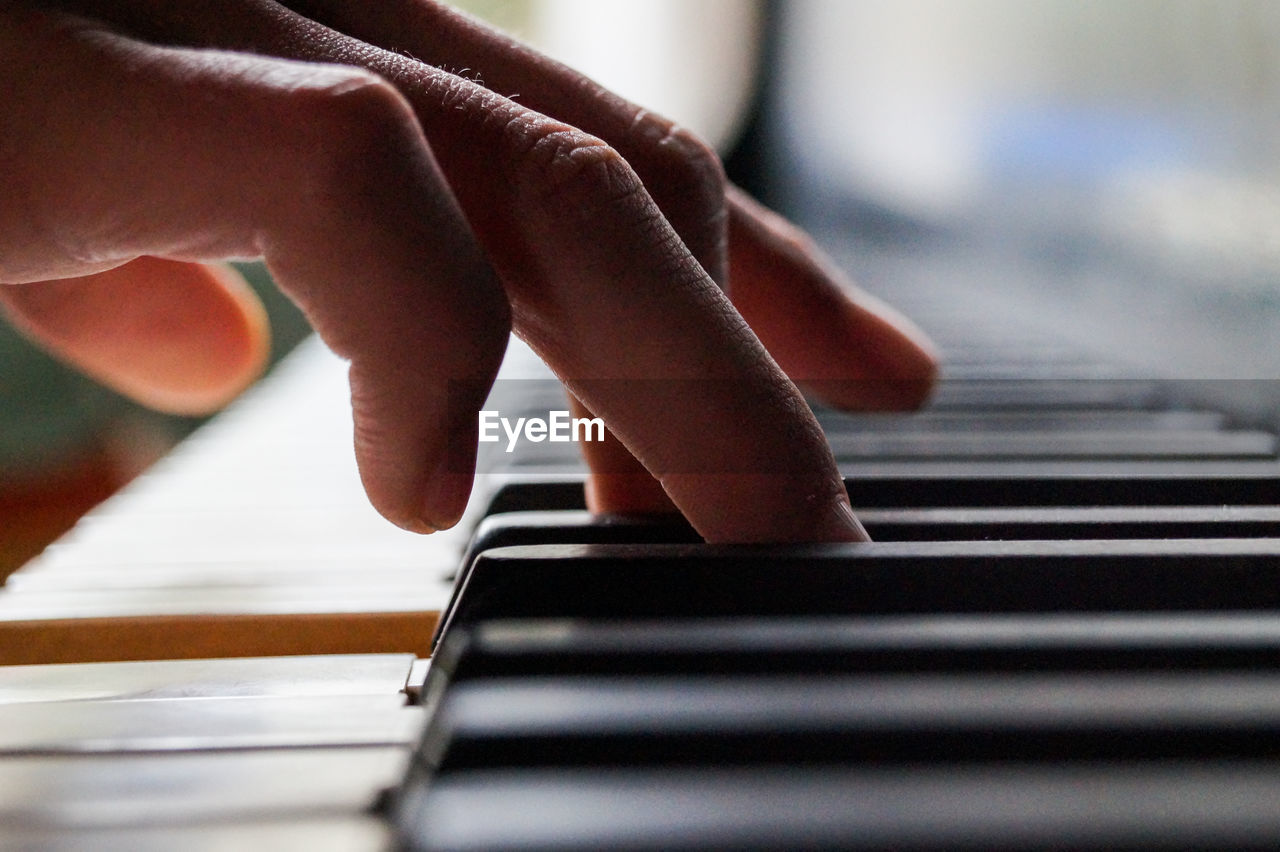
[5,1,1280,848]
[5,273,1280,848]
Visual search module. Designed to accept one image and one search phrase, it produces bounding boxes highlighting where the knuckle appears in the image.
[283,72,423,197]
[623,114,728,279]
[308,70,408,125]
[515,120,646,214]
[631,114,727,209]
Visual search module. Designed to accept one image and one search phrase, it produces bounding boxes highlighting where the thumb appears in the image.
[0,257,271,415]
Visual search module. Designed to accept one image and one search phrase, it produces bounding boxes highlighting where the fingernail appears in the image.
[402,517,439,536]
[832,498,872,542]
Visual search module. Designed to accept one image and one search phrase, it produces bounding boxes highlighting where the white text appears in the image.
[478,411,606,453]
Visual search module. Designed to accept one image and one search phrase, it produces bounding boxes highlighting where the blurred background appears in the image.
[768,0,1280,382]
[3,0,1279,575]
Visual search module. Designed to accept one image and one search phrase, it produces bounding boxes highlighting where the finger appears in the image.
[568,394,677,516]
[727,187,940,411]
[70,0,863,542]
[0,258,270,415]
[1,8,509,531]
[274,0,723,517]
[413,75,860,541]
[285,0,730,285]
[281,0,938,411]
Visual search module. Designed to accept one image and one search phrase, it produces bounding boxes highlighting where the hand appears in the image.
[0,0,937,543]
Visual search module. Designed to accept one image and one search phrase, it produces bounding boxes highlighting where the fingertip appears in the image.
[660,473,869,544]
[778,489,872,544]
[348,368,483,539]
[353,442,469,537]
[420,468,473,534]
[727,187,940,413]
[161,261,273,415]
[803,292,941,412]
[0,258,272,416]
[116,261,272,416]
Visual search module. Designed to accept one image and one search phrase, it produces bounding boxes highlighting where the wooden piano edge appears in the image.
[0,610,440,666]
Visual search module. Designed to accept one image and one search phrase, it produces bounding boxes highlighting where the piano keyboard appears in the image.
[0,338,464,666]
[0,653,423,850]
[4,285,1280,848]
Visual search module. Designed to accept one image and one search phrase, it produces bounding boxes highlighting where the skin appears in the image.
[0,0,939,544]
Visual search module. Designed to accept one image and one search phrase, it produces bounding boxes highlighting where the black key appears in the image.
[839,462,1280,508]
[859,506,1280,540]
[461,508,1280,556]
[903,379,1159,409]
[398,762,1280,851]
[456,513,696,581]
[938,363,1126,380]
[825,429,1276,460]
[431,613,1280,682]
[436,540,1280,639]
[813,408,1228,433]
[490,427,1277,470]
[482,464,1280,513]
[418,672,1280,769]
